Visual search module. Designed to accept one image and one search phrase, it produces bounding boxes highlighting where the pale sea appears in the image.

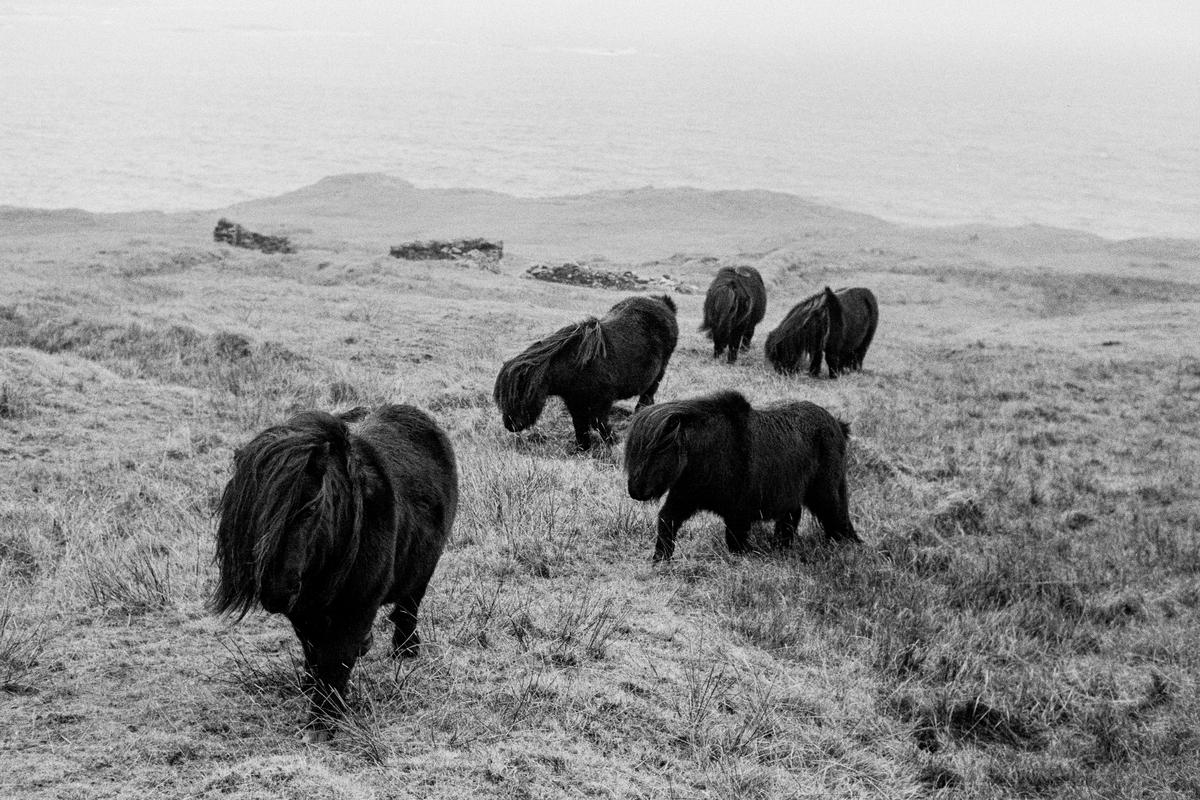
[1,2,1197,240]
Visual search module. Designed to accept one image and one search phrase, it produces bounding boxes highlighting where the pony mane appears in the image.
[624,402,685,475]
[767,289,829,366]
[626,391,751,466]
[493,317,608,419]
[212,411,366,620]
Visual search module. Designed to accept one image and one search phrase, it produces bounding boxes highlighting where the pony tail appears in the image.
[824,287,845,339]
[706,286,737,342]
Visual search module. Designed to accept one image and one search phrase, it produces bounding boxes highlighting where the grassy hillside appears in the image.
[2,180,1199,798]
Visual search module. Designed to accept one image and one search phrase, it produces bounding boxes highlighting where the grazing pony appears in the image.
[213,405,458,740]
[493,294,678,451]
[764,286,878,378]
[624,390,858,561]
[700,266,767,363]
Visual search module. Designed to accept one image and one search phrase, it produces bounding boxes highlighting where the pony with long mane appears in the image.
[700,266,767,363]
[764,286,878,378]
[493,294,678,450]
[213,404,458,741]
[624,390,859,561]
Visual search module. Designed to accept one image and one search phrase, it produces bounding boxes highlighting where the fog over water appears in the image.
[1,1,1197,239]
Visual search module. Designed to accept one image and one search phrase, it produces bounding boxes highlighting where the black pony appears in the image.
[700,266,767,363]
[764,286,878,378]
[212,405,458,740]
[493,294,678,451]
[624,390,858,561]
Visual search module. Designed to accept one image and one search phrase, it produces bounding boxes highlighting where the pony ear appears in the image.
[823,286,837,303]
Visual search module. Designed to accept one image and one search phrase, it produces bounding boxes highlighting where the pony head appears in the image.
[493,357,550,432]
[624,404,689,501]
[212,411,367,619]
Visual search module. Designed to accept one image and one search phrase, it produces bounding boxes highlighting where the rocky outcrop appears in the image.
[525,262,698,293]
[389,238,503,262]
[213,218,294,254]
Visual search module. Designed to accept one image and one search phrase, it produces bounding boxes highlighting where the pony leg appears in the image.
[723,521,751,554]
[809,349,825,379]
[725,333,740,364]
[566,401,593,452]
[774,509,802,549]
[805,475,860,543]
[637,357,671,410]
[389,588,428,658]
[653,494,693,562]
[293,616,374,741]
[637,372,666,410]
[713,342,724,359]
[593,402,617,446]
[740,326,756,351]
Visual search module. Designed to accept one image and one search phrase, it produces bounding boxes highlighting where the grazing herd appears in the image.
[214,266,879,737]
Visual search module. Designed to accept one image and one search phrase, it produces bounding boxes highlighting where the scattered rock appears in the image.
[212,218,294,254]
[389,238,503,262]
[525,262,698,293]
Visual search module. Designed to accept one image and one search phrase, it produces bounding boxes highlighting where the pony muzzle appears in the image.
[260,579,301,614]
[627,480,655,502]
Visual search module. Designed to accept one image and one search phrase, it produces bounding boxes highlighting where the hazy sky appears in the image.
[6,1,1198,56]
[373,1,1200,53]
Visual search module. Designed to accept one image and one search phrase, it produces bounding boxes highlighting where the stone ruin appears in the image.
[212,218,294,254]
[525,262,698,293]
[389,238,504,262]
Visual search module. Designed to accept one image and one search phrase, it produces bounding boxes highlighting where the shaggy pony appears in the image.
[213,405,457,740]
[493,294,678,450]
[624,390,858,561]
[764,286,878,378]
[700,266,767,363]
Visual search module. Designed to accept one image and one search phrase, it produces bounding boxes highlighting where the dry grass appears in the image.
[1,202,1198,798]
